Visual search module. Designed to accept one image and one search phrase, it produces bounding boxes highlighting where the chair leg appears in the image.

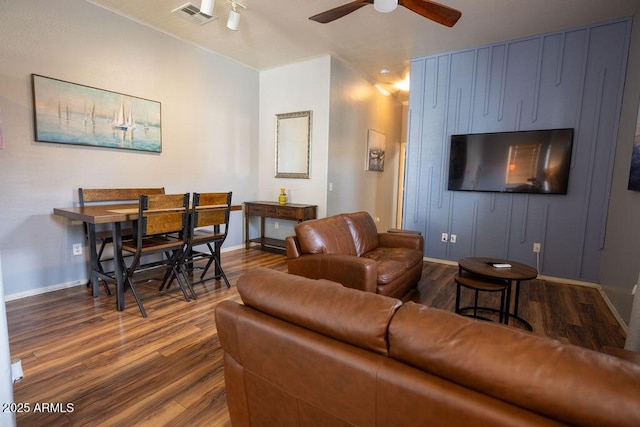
[199,243,229,287]
[180,261,198,300]
[213,256,230,288]
[125,268,147,318]
[199,252,216,281]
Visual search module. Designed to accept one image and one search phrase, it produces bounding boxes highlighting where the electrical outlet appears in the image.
[274,222,279,230]
[533,242,541,253]
[72,243,83,256]
[450,234,457,243]
[441,233,448,243]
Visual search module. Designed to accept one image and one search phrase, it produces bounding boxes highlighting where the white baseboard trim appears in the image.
[4,244,248,303]
[423,257,629,333]
[5,280,86,302]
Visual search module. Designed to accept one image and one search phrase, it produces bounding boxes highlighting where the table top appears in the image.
[54,203,242,224]
[458,257,538,281]
[245,201,318,208]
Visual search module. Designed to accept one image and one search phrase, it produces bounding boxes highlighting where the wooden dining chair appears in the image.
[181,192,232,295]
[78,187,165,294]
[120,193,191,318]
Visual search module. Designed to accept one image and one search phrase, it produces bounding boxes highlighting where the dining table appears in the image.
[53,202,241,312]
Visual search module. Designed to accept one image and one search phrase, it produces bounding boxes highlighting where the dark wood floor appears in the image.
[7,249,626,426]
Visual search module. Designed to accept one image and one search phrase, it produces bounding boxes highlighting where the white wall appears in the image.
[601,12,640,336]
[258,55,404,240]
[0,0,259,297]
[327,59,404,230]
[258,56,331,240]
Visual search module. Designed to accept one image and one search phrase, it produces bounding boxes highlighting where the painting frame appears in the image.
[31,74,162,153]
[365,129,386,172]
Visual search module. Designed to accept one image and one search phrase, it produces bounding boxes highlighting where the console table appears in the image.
[244,201,317,251]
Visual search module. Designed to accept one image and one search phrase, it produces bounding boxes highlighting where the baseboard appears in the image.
[4,244,248,303]
[423,256,629,333]
[4,280,86,302]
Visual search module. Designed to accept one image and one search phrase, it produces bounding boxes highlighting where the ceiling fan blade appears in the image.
[399,0,461,27]
[309,0,374,24]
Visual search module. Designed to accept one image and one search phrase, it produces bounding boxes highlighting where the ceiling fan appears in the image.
[309,0,461,27]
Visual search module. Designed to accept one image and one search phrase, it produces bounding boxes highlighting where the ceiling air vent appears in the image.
[171,2,218,25]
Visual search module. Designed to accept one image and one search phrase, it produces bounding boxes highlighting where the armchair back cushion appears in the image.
[295,214,357,255]
[343,211,379,256]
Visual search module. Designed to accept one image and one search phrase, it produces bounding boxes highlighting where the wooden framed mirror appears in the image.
[275,110,311,179]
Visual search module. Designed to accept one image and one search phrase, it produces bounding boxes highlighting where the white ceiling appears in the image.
[88,0,638,99]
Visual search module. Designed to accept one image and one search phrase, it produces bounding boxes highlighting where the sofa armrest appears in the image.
[285,235,301,259]
[378,232,424,251]
[288,254,378,293]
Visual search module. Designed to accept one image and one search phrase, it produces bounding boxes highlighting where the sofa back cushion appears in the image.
[388,302,640,427]
[237,267,401,355]
[295,214,357,255]
[343,211,379,256]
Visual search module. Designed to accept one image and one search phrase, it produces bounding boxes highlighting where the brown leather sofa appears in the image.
[285,211,424,298]
[216,268,640,427]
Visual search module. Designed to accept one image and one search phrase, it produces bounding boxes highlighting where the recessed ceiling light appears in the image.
[379,68,390,75]
[394,75,410,91]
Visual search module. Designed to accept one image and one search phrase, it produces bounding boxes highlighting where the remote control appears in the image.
[492,263,511,268]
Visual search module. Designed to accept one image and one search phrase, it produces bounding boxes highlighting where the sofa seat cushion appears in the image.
[363,247,423,285]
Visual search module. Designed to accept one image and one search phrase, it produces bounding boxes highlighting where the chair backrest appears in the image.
[138,193,190,238]
[79,187,165,206]
[191,192,232,237]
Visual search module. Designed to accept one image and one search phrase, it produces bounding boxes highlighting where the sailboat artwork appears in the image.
[112,102,136,132]
[32,74,161,153]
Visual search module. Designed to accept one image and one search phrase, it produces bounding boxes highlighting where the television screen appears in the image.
[447,128,574,194]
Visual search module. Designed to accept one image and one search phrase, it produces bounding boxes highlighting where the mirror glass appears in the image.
[275,111,311,179]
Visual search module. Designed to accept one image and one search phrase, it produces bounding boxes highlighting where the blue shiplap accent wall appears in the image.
[404,18,632,281]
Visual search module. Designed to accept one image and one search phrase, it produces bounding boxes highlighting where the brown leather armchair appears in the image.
[285,211,424,298]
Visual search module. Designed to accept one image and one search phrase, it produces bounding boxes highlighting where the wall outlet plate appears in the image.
[72,243,83,256]
[441,233,448,242]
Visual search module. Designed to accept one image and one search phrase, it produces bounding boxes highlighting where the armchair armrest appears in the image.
[287,254,378,293]
[378,232,424,251]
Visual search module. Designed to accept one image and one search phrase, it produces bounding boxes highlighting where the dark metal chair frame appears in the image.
[78,187,165,295]
[181,191,232,294]
[121,193,192,318]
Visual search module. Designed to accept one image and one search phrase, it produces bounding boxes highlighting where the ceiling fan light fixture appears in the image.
[200,0,214,17]
[374,0,398,13]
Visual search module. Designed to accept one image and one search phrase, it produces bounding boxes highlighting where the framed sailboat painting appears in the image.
[31,74,162,153]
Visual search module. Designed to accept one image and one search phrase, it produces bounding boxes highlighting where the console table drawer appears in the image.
[247,204,266,216]
[275,206,297,220]
[266,206,277,216]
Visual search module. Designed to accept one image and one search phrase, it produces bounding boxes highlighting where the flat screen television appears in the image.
[447,128,574,194]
